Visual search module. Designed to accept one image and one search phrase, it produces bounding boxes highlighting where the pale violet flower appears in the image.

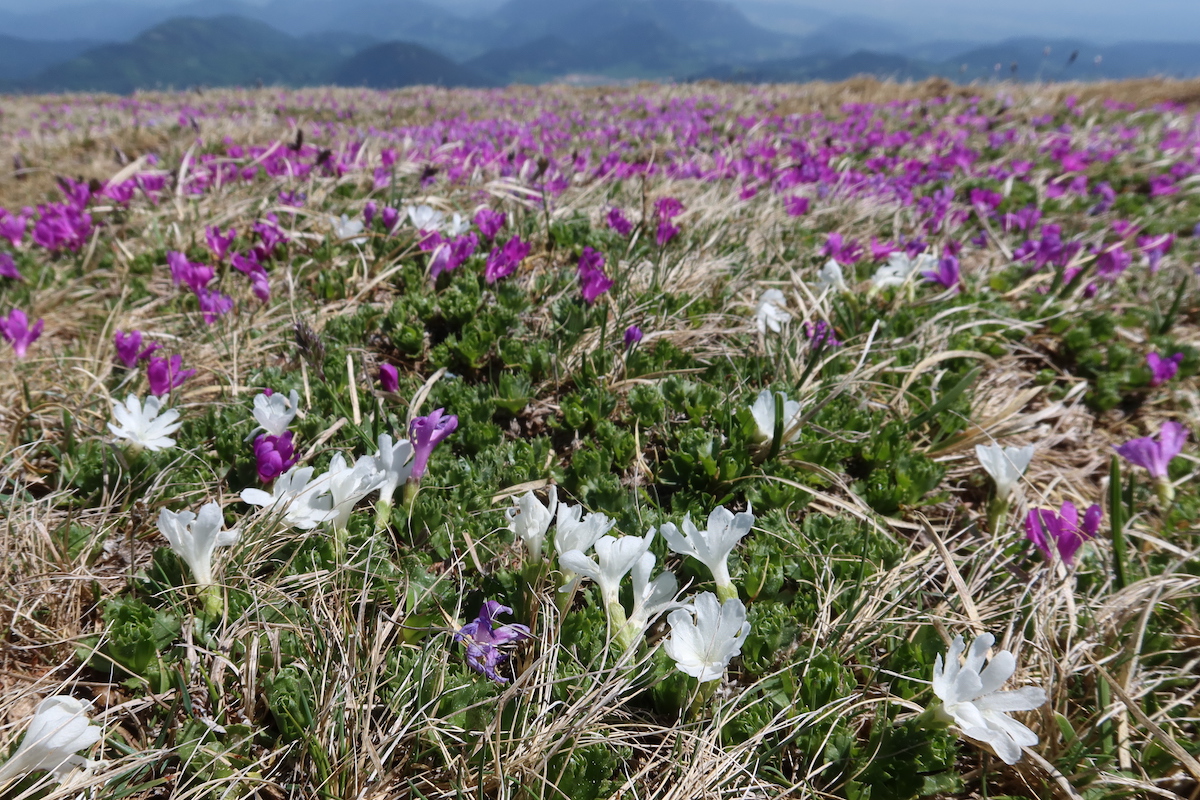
[816,258,848,293]
[931,633,1047,765]
[559,530,655,630]
[749,389,801,446]
[407,204,444,232]
[659,505,753,601]
[444,212,470,237]
[872,252,934,290]
[156,503,239,586]
[663,592,750,683]
[975,443,1034,503]
[507,486,558,562]
[624,551,679,639]
[249,389,300,439]
[372,433,414,504]
[240,465,337,530]
[108,394,181,452]
[753,289,791,335]
[321,453,384,530]
[0,696,103,783]
[331,214,366,244]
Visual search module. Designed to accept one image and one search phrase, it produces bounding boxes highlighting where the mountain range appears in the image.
[1,0,1198,94]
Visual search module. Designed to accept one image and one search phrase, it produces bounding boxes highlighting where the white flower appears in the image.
[975,443,1034,502]
[507,486,558,562]
[932,633,1047,765]
[749,389,801,445]
[663,592,750,683]
[625,551,679,636]
[554,503,616,558]
[872,252,934,290]
[372,433,414,504]
[559,530,654,609]
[240,465,337,530]
[156,502,239,586]
[816,259,848,293]
[320,453,384,530]
[406,204,444,232]
[249,389,300,439]
[331,214,366,244]
[0,696,103,783]
[444,212,470,237]
[108,394,181,452]
[659,505,753,593]
[753,289,791,335]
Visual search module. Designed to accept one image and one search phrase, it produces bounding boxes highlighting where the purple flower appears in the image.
[1025,501,1102,566]
[379,363,399,393]
[822,232,863,265]
[254,431,296,483]
[1137,233,1175,273]
[802,320,840,349]
[0,308,43,358]
[454,600,531,683]
[654,197,684,222]
[1095,244,1132,281]
[655,220,680,246]
[606,207,633,236]
[254,215,287,253]
[196,288,234,325]
[363,201,378,227]
[278,190,306,207]
[1149,174,1177,197]
[0,211,27,246]
[1115,421,1188,480]
[623,325,643,349]
[474,208,506,240]
[1147,352,1183,387]
[577,247,613,305]
[969,188,1003,217]
[784,196,810,217]
[0,253,21,280]
[114,330,159,369]
[409,407,458,481]
[168,251,214,293]
[205,226,236,261]
[921,255,961,290]
[484,236,530,284]
[147,354,196,396]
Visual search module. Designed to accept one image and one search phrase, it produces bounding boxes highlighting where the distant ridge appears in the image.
[334,41,495,88]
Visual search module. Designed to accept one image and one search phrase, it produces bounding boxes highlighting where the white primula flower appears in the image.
[321,453,385,530]
[663,592,750,683]
[554,503,616,558]
[753,289,791,335]
[372,433,414,504]
[0,695,103,783]
[331,214,366,244]
[659,505,753,599]
[507,486,558,562]
[974,443,1034,502]
[872,252,934,290]
[749,389,802,445]
[156,503,239,587]
[108,394,181,452]
[932,633,1047,765]
[240,465,336,530]
[407,204,444,232]
[248,389,300,439]
[559,530,654,614]
[444,212,470,237]
[624,551,679,637]
[816,258,848,293]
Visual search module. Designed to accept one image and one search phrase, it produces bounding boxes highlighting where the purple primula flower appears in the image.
[168,251,214,293]
[606,207,633,236]
[474,208,506,240]
[623,325,643,349]
[147,354,197,396]
[1147,352,1183,387]
[654,197,684,222]
[114,330,159,369]
[784,196,810,217]
[380,206,400,232]
[363,201,378,227]
[1025,501,1102,567]
[870,239,899,261]
[231,251,260,276]
[921,255,961,290]
[196,288,234,325]
[0,253,21,280]
[803,319,840,349]
[254,215,287,252]
[205,226,236,261]
[1095,243,1132,281]
[577,247,613,304]
[1116,421,1188,481]
[0,308,43,358]
[409,407,458,481]
[484,235,530,284]
[822,232,863,265]
[1137,233,1175,273]
[454,600,531,683]
[379,363,399,393]
[254,431,297,483]
[278,190,306,208]
[0,211,27,247]
[655,220,680,246]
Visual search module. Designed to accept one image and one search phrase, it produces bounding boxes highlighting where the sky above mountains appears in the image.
[0,0,1195,44]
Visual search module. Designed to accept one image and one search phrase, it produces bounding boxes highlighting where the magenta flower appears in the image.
[474,208,506,240]
[454,600,531,683]
[802,320,840,349]
[205,226,236,261]
[606,207,633,236]
[430,233,479,281]
[0,210,27,247]
[379,363,399,393]
[921,255,961,290]
[409,407,458,481]
[822,232,863,265]
[784,196,810,217]
[254,431,297,483]
[1025,501,1102,566]
[0,308,43,358]
[484,236,530,284]
[1137,234,1175,273]
[253,215,287,252]
[114,330,159,369]
[363,201,378,227]
[624,325,643,349]
[147,354,196,396]
[654,197,684,222]
[168,251,214,293]
[655,220,680,246]
[196,288,234,325]
[1147,352,1183,387]
[380,206,400,232]
[0,253,21,280]
[1116,421,1188,481]
[577,247,613,305]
